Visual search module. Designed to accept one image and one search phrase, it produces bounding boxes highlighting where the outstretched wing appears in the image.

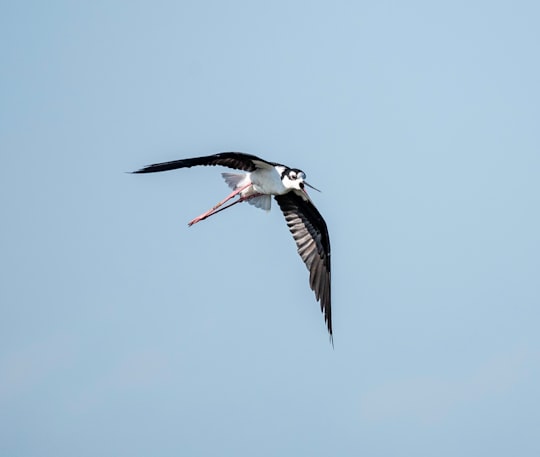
[275,191,332,342]
[132,152,273,174]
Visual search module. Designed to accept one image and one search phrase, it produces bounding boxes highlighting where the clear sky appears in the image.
[1,1,539,456]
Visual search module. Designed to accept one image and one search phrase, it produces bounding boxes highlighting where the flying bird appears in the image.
[133,152,332,342]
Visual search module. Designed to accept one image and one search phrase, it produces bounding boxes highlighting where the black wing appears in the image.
[132,152,273,174]
[275,191,332,343]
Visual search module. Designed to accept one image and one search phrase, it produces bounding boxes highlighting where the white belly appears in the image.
[248,168,287,195]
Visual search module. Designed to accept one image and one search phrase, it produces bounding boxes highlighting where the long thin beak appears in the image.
[304,181,321,192]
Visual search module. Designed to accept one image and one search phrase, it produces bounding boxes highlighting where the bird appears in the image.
[133,152,332,342]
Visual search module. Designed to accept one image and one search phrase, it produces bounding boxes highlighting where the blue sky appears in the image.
[1,1,539,455]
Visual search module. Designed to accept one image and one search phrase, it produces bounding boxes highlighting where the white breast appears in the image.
[248,167,287,195]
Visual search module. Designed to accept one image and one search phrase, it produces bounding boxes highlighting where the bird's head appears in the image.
[281,168,321,193]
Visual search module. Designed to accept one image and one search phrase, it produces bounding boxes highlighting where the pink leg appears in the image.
[188,192,262,226]
[187,182,252,226]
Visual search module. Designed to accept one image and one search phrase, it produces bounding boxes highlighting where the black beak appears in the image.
[304,181,321,192]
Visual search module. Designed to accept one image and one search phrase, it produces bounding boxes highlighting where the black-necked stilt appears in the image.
[133,152,332,343]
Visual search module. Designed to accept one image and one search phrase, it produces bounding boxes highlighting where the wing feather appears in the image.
[132,152,273,174]
[275,192,332,342]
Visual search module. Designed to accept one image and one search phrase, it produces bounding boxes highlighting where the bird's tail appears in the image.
[221,172,249,190]
[221,173,271,211]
